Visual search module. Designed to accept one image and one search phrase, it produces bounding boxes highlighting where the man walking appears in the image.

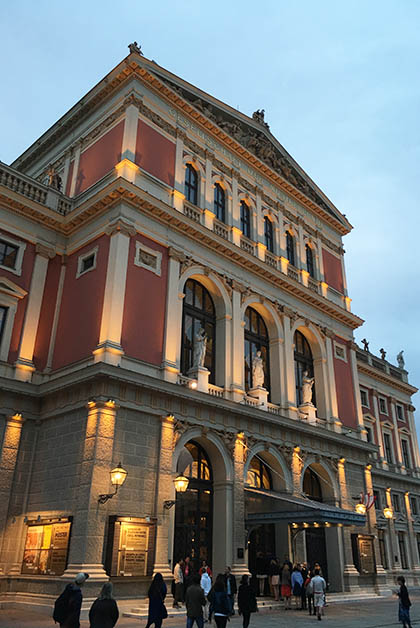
[185,574,206,628]
[223,566,237,615]
[311,568,326,621]
[53,572,89,627]
[173,559,184,608]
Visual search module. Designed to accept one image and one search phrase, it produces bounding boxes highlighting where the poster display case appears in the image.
[105,516,157,577]
[21,518,72,575]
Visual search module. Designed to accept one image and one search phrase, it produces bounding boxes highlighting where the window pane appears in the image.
[185,280,193,305]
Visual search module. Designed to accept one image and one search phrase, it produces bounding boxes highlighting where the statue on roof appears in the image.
[380,348,386,360]
[361,338,369,352]
[46,165,62,192]
[252,109,270,129]
[397,350,405,369]
[128,42,143,55]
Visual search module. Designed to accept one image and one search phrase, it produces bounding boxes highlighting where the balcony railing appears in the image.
[264,250,277,269]
[308,276,320,293]
[213,219,230,241]
[183,200,202,223]
[208,384,224,398]
[240,235,255,256]
[287,264,299,282]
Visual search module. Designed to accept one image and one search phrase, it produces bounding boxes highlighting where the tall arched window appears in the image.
[185,164,198,205]
[306,244,315,278]
[247,456,272,489]
[264,216,274,252]
[244,307,270,392]
[286,231,295,266]
[181,279,215,383]
[294,330,315,406]
[240,201,251,238]
[303,467,323,502]
[214,183,225,222]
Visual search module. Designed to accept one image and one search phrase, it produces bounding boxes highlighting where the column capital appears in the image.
[123,90,143,109]
[35,243,55,259]
[85,399,119,412]
[168,247,187,263]
[105,219,136,238]
[6,413,25,427]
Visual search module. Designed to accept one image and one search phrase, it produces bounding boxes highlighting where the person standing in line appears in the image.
[208,579,231,628]
[300,562,308,610]
[255,551,267,597]
[223,566,237,615]
[291,564,303,610]
[199,560,212,578]
[89,582,119,628]
[268,559,280,601]
[280,562,291,610]
[185,574,207,628]
[53,572,89,628]
[396,575,412,628]
[311,568,326,621]
[184,556,192,595]
[145,573,167,628]
[237,575,257,628]
[200,569,212,623]
[173,559,184,608]
[304,573,314,615]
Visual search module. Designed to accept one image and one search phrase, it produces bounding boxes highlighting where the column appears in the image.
[337,460,359,590]
[153,415,176,579]
[229,286,245,402]
[61,151,72,194]
[231,434,247,575]
[372,392,385,462]
[15,244,55,382]
[385,488,399,570]
[69,141,82,197]
[297,220,305,269]
[161,248,184,383]
[407,405,420,469]
[404,492,420,571]
[348,345,366,438]
[64,400,117,581]
[93,219,135,365]
[291,447,303,496]
[325,333,341,431]
[255,190,265,260]
[0,414,25,573]
[230,171,241,246]
[364,465,387,579]
[45,256,67,371]
[339,248,348,296]
[390,399,403,466]
[316,234,325,282]
[282,310,297,417]
[173,130,186,212]
[121,97,140,162]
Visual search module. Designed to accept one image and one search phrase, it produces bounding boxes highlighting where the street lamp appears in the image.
[98,462,128,504]
[164,475,190,509]
[383,506,394,519]
[355,502,367,515]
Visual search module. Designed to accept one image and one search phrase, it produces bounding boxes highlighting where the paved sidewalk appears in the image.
[1,593,420,627]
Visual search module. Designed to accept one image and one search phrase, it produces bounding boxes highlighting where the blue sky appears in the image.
[1,1,419,419]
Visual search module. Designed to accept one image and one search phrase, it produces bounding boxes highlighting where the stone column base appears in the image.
[188,366,209,393]
[62,563,109,581]
[92,341,124,366]
[299,403,317,424]
[231,563,250,578]
[343,564,359,592]
[153,563,174,581]
[248,386,268,409]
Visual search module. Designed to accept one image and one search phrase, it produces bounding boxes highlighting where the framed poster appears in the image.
[21,519,72,576]
[106,516,157,577]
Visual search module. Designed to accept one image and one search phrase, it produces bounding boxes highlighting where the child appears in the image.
[397,576,412,628]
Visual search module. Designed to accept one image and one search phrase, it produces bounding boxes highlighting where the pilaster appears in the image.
[325,335,341,431]
[282,312,297,417]
[161,248,184,382]
[348,345,366,437]
[121,95,141,161]
[229,288,245,401]
[407,407,420,468]
[69,141,82,197]
[372,392,385,462]
[231,434,247,575]
[173,130,185,212]
[390,400,403,465]
[404,492,420,571]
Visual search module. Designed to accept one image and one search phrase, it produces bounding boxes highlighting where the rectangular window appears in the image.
[0,306,8,345]
[360,389,369,407]
[240,202,251,239]
[383,433,393,463]
[373,490,381,510]
[378,529,388,570]
[402,440,411,469]
[393,493,400,512]
[365,426,373,443]
[379,397,387,414]
[396,405,405,421]
[0,238,19,270]
[21,519,72,575]
[398,531,408,569]
[76,246,98,278]
[134,242,162,276]
[410,496,418,516]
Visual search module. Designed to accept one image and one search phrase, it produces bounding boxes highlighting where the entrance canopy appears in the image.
[245,487,365,526]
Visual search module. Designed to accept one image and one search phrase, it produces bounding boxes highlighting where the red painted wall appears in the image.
[322,249,344,293]
[75,121,124,195]
[65,160,74,196]
[52,236,109,369]
[121,235,168,365]
[33,255,62,371]
[135,120,175,187]
[333,338,358,428]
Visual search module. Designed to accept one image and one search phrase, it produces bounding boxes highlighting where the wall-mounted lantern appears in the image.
[98,462,128,504]
[163,475,190,509]
[355,502,367,515]
[383,506,394,519]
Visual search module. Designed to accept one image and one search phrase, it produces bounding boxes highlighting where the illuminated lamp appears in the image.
[98,462,128,504]
[383,507,394,519]
[164,475,190,509]
[355,502,367,515]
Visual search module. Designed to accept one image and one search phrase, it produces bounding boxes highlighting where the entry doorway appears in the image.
[248,523,276,595]
[306,527,328,583]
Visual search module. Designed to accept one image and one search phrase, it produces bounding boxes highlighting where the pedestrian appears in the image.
[396,575,412,628]
[200,570,212,622]
[173,559,184,608]
[280,562,291,610]
[304,573,314,615]
[311,568,326,621]
[53,572,89,628]
[185,573,207,628]
[184,556,192,597]
[145,573,168,628]
[208,578,231,628]
[199,560,212,578]
[291,564,303,610]
[237,574,257,628]
[255,551,267,597]
[268,559,280,601]
[300,563,308,610]
[223,566,237,615]
[89,582,119,628]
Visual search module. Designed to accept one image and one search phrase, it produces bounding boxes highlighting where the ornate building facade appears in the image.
[0,45,418,611]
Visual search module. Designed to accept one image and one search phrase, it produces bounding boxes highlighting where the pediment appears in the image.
[0,277,27,299]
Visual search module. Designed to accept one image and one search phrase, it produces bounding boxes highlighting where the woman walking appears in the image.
[208,578,231,628]
[291,564,303,610]
[89,582,119,628]
[397,576,412,628]
[237,575,257,628]
[145,573,168,628]
[269,559,280,601]
[280,562,291,610]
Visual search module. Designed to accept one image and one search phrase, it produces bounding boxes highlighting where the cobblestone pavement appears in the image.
[1,594,420,628]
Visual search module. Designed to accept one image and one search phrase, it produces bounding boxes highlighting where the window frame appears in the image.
[134,241,162,277]
[76,246,98,278]
[264,216,274,253]
[185,163,198,206]
[305,243,315,278]
[401,439,411,469]
[360,388,369,408]
[392,493,400,512]
[333,340,347,362]
[379,396,388,415]
[244,306,270,394]
[0,277,27,362]
[286,231,296,266]
[213,183,226,223]
[0,234,26,276]
[383,432,394,464]
[240,201,251,239]
[396,404,405,422]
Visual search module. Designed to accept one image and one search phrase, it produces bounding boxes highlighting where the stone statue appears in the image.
[252,109,269,129]
[380,348,386,360]
[46,165,62,191]
[397,350,405,369]
[301,370,315,404]
[128,42,143,55]
[252,350,265,388]
[193,327,207,368]
[361,338,369,352]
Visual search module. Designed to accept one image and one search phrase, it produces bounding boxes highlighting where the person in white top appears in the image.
[173,560,184,608]
[200,571,212,622]
[311,569,326,621]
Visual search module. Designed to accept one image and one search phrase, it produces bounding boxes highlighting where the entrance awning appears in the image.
[245,487,365,526]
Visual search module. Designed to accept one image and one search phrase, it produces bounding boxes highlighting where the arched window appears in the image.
[286,231,295,266]
[306,244,315,278]
[244,307,270,392]
[247,456,272,489]
[177,441,212,482]
[240,201,251,239]
[185,164,198,205]
[303,467,323,502]
[264,216,274,252]
[214,183,225,222]
[181,279,215,383]
[294,330,315,406]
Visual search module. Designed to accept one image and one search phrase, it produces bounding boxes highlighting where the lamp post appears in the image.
[164,475,189,509]
[98,462,128,504]
[355,502,367,516]
[383,506,393,519]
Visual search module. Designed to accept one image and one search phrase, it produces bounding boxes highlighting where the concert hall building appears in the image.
[0,45,419,612]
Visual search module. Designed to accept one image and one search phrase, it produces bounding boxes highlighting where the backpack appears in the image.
[53,585,71,624]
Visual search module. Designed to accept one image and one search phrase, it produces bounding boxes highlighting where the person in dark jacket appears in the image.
[145,573,168,628]
[56,572,89,628]
[223,566,237,615]
[208,579,231,628]
[237,575,257,628]
[396,576,412,628]
[185,574,206,628]
[89,582,119,628]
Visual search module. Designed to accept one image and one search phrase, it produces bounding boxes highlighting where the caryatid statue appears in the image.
[301,370,315,405]
[193,327,207,368]
[397,350,405,369]
[252,350,265,388]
